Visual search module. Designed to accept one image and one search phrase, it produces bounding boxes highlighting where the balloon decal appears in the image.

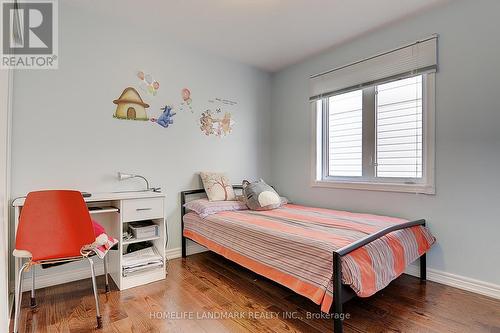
[179,88,193,112]
[137,71,160,96]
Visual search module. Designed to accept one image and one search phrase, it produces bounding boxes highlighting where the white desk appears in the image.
[13,191,166,291]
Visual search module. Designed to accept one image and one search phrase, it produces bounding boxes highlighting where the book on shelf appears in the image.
[122,246,163,276]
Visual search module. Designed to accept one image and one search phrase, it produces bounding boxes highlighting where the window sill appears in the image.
[311,180,435,195]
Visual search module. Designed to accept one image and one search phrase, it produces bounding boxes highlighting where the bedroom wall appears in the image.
[270,0,500,287]
[10,2,271,282]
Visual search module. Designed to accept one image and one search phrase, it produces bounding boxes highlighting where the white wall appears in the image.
[270,0,500,286]
[10,2,271,280]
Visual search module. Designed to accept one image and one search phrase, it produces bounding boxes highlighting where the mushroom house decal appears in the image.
[113,87,150,121]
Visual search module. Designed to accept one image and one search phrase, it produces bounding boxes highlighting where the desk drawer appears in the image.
[122,198,164,222]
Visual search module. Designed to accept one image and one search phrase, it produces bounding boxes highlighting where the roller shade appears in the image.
[310,35,438,101]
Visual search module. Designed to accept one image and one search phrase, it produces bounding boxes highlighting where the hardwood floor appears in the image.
[11,252,500,332]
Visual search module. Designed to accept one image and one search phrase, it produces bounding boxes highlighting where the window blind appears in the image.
[376,76,422,179]
[328,90,363,177]
[310,35,437,101]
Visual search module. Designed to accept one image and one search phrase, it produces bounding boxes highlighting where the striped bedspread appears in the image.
[183,204,435,312]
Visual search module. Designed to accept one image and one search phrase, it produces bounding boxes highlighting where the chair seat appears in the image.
[13,248,91,266]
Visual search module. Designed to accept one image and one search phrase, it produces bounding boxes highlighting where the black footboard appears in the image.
[331,219,427,332]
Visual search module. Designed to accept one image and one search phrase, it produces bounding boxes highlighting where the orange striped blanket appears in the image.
[183,204,435,312]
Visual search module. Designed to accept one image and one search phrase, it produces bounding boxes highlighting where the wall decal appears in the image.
[151,105,176,128]
[113,87,150,121]
[206,96,237,116]
[199,110,234,138]
[208,97,238,107]
[179,88,193,112]
[137,71,160,96]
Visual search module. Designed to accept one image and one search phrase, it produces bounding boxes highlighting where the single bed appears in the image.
[181,186,435,333]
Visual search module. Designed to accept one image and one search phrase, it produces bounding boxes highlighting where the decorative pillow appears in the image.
[184,199,247,218]
[242,179,282,211]
[200,172,236,201]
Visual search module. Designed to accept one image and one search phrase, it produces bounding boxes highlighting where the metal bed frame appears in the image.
[180,186,427,333]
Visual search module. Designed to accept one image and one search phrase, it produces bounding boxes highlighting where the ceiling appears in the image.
[67,0,451,72]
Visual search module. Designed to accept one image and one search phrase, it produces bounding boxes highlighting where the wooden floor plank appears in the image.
[10,252,500,333]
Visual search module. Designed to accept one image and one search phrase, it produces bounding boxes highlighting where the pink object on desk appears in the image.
[89,220,118,259]
[92,220,106,237]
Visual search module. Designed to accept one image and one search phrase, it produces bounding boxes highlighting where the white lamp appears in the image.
[117,172,160,192]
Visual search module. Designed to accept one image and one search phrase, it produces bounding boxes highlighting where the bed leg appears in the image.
[181,235,187,258]
[181,193,187,258]
[333,252,344,333]
[420,253,426,282]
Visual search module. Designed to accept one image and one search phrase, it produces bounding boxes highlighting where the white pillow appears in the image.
[199,172,236,201]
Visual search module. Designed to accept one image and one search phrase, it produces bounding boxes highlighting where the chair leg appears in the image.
[87,257,103,329]
[13,262,29,333]
[103,256,110,293]
[30,266,37,308]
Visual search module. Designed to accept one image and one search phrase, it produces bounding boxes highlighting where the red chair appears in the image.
[12,190,107,332]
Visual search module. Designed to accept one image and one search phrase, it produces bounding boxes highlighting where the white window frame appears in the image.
[311,73,435,194]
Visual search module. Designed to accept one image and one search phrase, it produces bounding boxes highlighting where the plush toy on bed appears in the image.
[242,179,282,211]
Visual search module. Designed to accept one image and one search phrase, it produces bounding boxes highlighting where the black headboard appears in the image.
[180,185,243,258]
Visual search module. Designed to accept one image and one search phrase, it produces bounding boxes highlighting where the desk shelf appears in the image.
[122,235,161,245]
[88,206,119,215]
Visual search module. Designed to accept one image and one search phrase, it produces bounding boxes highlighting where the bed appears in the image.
[181,186,435,333]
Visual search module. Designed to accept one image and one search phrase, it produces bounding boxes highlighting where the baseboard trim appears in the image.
[173,246,500,300]
[166,244,208,259]
[21,262,105,292]
[405,263,500,300]
[19,247,499,301]
[18,245,209,292]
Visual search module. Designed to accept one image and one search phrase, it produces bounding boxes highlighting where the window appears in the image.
[310,36,437,193]
[313,73,435,194]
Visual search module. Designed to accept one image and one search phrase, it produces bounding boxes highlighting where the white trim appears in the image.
[311,179,435,194]
[405,263,500,300]
[166,243,208,260]
[1,69,13,332]
[422,72,436,194]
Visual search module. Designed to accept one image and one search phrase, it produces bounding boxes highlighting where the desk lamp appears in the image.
[117,172,161,192]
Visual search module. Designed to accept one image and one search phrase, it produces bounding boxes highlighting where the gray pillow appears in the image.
[242,179,282,211]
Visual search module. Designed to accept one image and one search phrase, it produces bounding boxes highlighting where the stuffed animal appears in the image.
[242,179,282,211]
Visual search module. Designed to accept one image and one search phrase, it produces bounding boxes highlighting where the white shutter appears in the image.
[328,90,363,177]
[376,76,423,178]
[310,35,437,100]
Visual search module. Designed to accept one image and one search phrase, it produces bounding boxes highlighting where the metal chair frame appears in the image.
[13,253,109,333]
